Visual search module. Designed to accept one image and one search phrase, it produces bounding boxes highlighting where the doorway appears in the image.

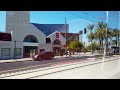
[53,47,61,56]
[23,46,38,58]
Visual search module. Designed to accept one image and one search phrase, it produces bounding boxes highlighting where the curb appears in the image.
[0,56,80,64]
[0,59,33,64]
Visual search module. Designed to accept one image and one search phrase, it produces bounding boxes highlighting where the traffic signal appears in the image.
[84,28,87,34]
[79,31,83,34]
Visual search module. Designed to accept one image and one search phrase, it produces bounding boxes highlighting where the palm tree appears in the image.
[95,22,104,53]
[95,22,109,53]
[111,29,119,54]
[87,24,94,53]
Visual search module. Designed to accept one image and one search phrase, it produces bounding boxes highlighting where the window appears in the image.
[53,39,61,45]
[46,38,51,43]
[1,48,10,56]
[40,49,45,52]
[15,48,22,56]
[23,35,38,43]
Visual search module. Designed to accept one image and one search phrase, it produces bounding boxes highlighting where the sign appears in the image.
[56,33,59,38]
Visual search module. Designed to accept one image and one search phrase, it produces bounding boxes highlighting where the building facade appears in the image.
[0,11,47,59]
[0,11,67,59]
[0,11,81,59]
[46,31,66,56]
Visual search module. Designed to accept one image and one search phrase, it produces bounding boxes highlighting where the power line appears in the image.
[64,11,96,23]
[65,11,119,22]
[81,11,99,20]
[100,13,119,20]
[82,11,119,20]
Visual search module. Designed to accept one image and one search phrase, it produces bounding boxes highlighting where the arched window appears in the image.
[53,39,61,45]
[23,35,38,43]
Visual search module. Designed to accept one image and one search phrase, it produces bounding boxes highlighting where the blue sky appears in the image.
[0,11,119,44]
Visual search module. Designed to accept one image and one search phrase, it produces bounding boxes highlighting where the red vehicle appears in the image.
[32,52,55,61]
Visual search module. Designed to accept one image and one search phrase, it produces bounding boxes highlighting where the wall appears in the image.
[39,43,53,52]
[0,41,23,59]
[6,11,47,54]
[11,24,46,43]
[47,31,66,45]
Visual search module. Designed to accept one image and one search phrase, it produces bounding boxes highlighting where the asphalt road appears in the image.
[0,55,116,75]
[0,56,119,79]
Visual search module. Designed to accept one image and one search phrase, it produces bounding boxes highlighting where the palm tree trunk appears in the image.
[91,40,93,54]
[106,37,108,55]
[102,38,104,53]
[116,35,117,54]
[118,34,120,54]
[99,40,101,53]
[99,40,102,53]
[91,30,93,54]
[117,35,119,54]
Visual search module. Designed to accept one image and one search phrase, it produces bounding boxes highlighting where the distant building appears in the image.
[60,32,80,45]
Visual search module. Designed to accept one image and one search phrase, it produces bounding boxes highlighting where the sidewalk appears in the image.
[0,58,33,64]
[0,52,99,64]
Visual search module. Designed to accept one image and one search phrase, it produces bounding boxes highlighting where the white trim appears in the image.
[23,42,39,46]
[46,31,59,38]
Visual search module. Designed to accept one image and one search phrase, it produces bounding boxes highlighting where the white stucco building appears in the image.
[0,11,67,59]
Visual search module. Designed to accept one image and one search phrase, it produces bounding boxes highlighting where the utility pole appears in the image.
[14,39,16,60]
[90,30,93,54]
[81,31,83,43]
[106,11,108,55]
[84,42,85,54]
[119,11,120,55]
[103,11,108,61]
[65,18,67,57]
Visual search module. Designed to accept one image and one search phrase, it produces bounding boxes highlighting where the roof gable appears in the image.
[32,23,69,36]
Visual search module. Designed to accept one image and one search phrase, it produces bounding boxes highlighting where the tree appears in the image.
[87,24,94,54]
[86,42,100,52]
[95,22,108,53]
[67,40,83,53]
[111,29,119,54]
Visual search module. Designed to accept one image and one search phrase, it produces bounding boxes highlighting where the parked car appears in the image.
[32,52,55,61]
